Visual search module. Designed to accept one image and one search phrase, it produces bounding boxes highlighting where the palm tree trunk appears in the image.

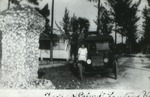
[97,0,100,34]
[122,35,123,43]
[50,0,54,61]
[129,42,132,53]
[8,0,10,9]
[115,24,117,45]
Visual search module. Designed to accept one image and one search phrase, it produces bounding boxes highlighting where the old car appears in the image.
[72,35,118,80]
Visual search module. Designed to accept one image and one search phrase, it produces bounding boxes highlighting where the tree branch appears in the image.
[55,21,69,39]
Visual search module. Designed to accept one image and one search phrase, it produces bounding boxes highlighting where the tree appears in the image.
[93,6,114,35]
[36,3,50,38]
[78,17,90,39]
[56,9,90,42]
[8,0,39,9]
[70,15,90,58]
[27,0,39,5]
[87,0,101,33]
[69,15,79,58]
[87,0,109,34]
[142,7,150,53]
[56,10,90,59]
[70,14,79,34]
[108,0,141,52]
[148,0,150,6]
[59,8,71,39]
[36,0,55,61]
[8,0,20,8]
[62,8,70,37]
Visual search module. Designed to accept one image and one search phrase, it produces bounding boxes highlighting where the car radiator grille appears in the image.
[91,56,104,66]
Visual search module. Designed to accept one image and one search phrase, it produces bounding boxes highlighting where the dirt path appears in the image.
[40,55,150,89]
[112,56,150,89]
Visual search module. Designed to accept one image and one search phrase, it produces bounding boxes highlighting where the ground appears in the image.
[39,54,150,89]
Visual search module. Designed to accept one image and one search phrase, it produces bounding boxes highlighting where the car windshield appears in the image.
[96,42,110,50]
[88,42,110,55]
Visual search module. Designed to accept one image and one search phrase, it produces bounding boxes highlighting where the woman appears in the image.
[78,44,88,61]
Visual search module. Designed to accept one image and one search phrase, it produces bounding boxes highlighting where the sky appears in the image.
[38,0,100,31]
[37,0,148,31]
[0,0,149,43]
[0,0,100,30]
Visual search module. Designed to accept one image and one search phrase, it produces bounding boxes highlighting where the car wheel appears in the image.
[113,60,118,79]
[78,62,84,80]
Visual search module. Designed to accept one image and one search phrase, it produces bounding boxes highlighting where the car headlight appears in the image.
[104,58,109,63]
[87,59,92,64]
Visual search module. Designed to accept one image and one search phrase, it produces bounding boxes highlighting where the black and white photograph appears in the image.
[0,0,150,96]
